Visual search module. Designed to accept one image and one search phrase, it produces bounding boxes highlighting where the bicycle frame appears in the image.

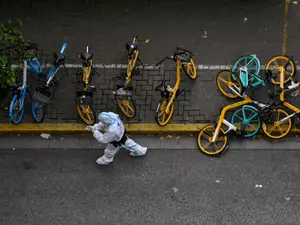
[248,73,265,87]
[275,67,300,125]
[15,60,28,91]
[9,61,30,122]
[164,59,181,114]
[212,80,271,142]
[44,43,67,87]
[21,60,28,90]
[234,54,264,88]
[239,66,264,88]
[126,36,139,84]
[82,46,92,91]
[212,97,253,142]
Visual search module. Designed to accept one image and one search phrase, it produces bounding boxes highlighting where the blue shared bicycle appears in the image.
[31,42,68,123]
[9,60,33,124]
[8,43,45,124]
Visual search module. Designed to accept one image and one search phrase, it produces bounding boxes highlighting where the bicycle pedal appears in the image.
[236,130,244,137]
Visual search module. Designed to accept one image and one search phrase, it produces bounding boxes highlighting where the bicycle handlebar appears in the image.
[156,50,191,67]
[155,56,171,67]
[60,43,67,54]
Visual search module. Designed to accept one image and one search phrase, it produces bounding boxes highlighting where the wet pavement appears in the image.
[1,0,299,124]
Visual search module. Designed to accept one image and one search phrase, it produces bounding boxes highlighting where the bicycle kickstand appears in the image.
[176,88,186,97]
[63,64,69,76]
[137,57,144,67]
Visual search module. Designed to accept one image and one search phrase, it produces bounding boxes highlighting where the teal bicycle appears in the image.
[231,54,265,88]
[216,54,265,99]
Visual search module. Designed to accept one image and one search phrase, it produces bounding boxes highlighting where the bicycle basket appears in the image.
[77,96,93,105]
[174,47,193,62]
[115,87,134,96]
[32,87,51,105]
[76,90,93,105]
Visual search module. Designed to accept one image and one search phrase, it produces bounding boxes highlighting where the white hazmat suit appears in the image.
[86,112,147,165]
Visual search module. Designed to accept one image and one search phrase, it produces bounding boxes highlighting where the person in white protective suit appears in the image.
[86,112,147,165]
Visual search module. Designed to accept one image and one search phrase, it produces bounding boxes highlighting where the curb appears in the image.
[0,123,207,134]
[0,123,300,135]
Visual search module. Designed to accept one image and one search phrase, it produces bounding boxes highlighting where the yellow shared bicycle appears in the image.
[155,47,196,126]
[113,36,144,118]
[216,55,296,99]
[197,71,290,156]
[265,55,295,85]
[73,46,100,125]
[262,64,300,139]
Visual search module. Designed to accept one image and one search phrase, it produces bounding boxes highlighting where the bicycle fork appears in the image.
[164,60,181,114]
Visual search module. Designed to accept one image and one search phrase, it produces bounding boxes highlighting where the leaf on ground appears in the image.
[172,187,179,193]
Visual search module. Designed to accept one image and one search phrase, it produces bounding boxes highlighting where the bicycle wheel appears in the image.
[182,58,197,79]
[76,103,96,125]
[231,105,261,137]
[155,97,174,126]
[31,100,46,123]
[9,95,25,125]
[197,125,228,156]
[116,96,136,118]
[232,55,260,77]
[265,56,295,85]
[28,58,43,74]
[262,108,292,139]
[216,70,243,98]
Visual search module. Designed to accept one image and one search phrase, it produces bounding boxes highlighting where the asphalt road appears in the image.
[1,149,300,224]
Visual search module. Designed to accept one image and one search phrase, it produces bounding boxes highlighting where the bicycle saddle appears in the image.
[126,43,138,55]
[54,52,65,65]
[9,84,21,91]
[80,52,93,62]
